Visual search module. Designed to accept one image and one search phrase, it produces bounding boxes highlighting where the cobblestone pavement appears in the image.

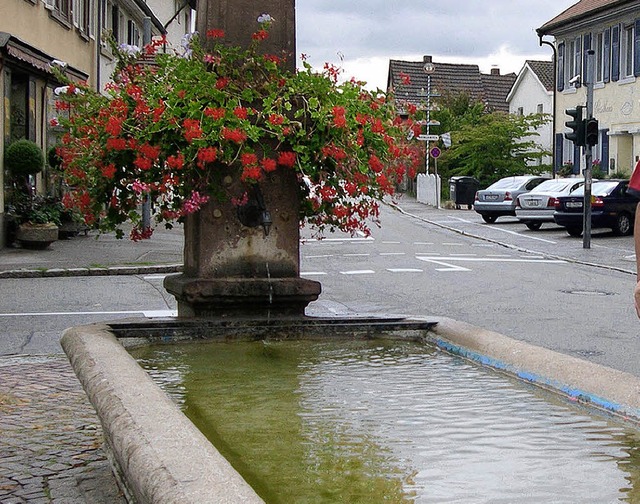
[0,355,126,504]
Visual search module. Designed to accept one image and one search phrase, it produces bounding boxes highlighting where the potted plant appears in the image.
[4,139,59,249]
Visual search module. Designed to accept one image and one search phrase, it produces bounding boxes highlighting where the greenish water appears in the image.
[132,339,640,503]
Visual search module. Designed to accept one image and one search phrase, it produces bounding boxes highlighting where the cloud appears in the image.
[296,0,576,89]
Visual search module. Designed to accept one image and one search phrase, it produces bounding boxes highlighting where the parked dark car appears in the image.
[474,175,549,223]
[553,179,637,236]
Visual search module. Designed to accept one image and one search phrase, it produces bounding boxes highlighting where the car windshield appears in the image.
[531,180,573,193]
[487,177,528,190]
[570,181,619,197]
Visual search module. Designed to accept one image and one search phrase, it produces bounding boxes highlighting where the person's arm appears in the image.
[634,202,640,317]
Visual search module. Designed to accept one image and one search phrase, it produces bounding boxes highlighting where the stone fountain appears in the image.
[163,0,321,318]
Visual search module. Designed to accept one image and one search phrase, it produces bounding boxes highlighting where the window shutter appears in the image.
[572,145,580,175]
[634,19,640,77]
[600,129,609,173]
[557,42,565,91]
[604,27,611,82]
[611,24,620,81]
[554,134,563,175]
[582,33,591,81]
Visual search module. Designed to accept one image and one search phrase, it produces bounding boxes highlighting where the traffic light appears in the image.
[565,106,585,146]
[585,118,599,146]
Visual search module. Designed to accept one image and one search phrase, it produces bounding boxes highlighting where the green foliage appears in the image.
[9,194,63,226]
[4,139,45,177]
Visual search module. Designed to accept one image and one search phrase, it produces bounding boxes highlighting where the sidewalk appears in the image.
[0,224,184,278]
[1,225,184,502]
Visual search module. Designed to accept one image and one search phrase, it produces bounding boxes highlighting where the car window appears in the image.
[487,178,525,190]
[532,180,570,192]
[525,178,547,190]
[571,181,619,197]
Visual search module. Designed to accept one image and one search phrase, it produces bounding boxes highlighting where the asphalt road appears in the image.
[1,200,638,377]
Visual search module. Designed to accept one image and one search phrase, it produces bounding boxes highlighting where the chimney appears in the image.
[491,67,500,75]
[423,55,432,63]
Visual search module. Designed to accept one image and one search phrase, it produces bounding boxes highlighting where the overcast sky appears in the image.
[295,0,578,90]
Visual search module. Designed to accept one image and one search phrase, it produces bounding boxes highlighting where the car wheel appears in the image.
[612,212,632,236]
[566,227,583,237]
[525,222,542,231]
[481,215,497,223]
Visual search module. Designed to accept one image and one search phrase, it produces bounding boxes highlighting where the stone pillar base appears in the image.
[164,274,321,318]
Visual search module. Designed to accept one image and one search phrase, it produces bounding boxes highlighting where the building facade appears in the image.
[507,60,555,169]
[538,0,640,176]
[1,0,191,248]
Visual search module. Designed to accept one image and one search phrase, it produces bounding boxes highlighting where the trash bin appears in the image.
[449,176,480,209]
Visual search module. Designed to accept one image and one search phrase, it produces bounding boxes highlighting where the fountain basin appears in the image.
[61,316,640,503]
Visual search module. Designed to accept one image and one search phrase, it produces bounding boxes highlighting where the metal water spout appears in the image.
[237,184,272,237]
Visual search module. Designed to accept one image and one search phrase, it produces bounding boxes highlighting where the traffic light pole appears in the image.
[583,50,595,250]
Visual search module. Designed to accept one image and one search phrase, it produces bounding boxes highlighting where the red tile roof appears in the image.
[388,57,516,113]
[538,0,635,34]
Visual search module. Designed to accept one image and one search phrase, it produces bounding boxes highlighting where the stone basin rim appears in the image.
[60,316,640,504]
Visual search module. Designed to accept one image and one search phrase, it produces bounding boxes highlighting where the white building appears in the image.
[507,60,555,170]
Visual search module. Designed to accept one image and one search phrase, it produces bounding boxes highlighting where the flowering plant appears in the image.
[54,18,421,240]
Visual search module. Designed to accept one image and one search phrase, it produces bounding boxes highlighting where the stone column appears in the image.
[164,0,321,317]
[196,0,296,71]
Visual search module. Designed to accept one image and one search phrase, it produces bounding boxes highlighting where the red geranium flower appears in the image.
[277,151,296,167]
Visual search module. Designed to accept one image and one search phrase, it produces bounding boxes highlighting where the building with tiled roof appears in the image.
[537,0,640,176]
[387,56,516,114]
[507,60,555,168]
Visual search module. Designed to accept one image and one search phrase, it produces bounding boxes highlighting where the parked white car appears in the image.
[515,178,587,230]
[473,175,549,223]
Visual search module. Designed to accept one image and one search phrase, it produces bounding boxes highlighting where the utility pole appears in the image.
[142,18,152,232]
[583,49,595,250]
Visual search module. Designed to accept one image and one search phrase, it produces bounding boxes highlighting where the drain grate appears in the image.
[573,349,605,357]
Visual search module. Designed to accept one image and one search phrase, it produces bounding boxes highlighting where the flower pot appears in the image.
[16,222,59,249]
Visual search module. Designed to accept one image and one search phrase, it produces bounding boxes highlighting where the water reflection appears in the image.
[133,340,640,503]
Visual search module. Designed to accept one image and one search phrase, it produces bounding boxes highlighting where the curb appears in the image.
[0,263,183,279]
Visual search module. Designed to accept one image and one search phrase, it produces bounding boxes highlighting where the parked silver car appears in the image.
[473,175,549,223]
[515,178,587,230]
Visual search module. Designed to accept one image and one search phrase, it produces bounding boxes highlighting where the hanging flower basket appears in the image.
[53,18,422,241]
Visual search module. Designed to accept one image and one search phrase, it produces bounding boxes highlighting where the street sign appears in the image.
[430,147,441,159]
[416,134,439,141]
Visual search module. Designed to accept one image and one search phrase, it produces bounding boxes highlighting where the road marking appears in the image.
[0,309,177,318]
[416,256,566,264]
[387,268,423,273]
[382,241,401,244]
[301,271,327,276]
[380,252,406,256]
[483,225,557,244]
[449,253,477,256]
[413,242,434,245]
[143,274,169,280]
[415,258,471,272]
[442,242,465,246]
[305,254,334,259]
[301,236,374,243]
[343,253,370,257]
[340,270,375,275]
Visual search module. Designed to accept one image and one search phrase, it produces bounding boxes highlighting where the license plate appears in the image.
[566,201,583,209]
[485,195,499,201]
[526,199,541,207]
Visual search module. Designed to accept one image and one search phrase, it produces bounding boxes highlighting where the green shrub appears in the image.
[4,139,45,177]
